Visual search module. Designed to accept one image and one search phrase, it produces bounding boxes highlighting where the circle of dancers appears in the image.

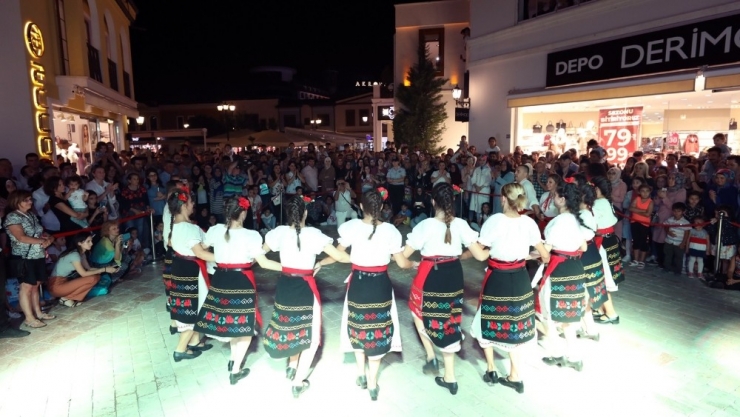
[161,178,623,399]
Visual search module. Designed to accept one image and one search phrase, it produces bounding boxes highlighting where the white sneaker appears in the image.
[645,255,656,263]
[622,255,632,263]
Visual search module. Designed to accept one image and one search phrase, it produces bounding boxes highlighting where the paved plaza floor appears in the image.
[1,235,740,417]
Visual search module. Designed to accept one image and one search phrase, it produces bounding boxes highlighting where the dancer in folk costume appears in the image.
[163,180,185,335]
[195,197,282,385]
[322,188,412,401]
[591,176,623,324]
[263,195,349,398]
[403,183,482,396]
[468,182,549,394]
[535,178,589,371]
[536,173,562,235]
[167,188,214,362]
[572,175,609,341]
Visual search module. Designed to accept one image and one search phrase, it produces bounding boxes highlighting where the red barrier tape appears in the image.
[50,211,151,238]
[611,211,740,228]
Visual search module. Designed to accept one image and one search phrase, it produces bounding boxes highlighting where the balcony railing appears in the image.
[108,59,118,91]
[123,71,131,98]
[519,0,597,22]
[87,44,103,83]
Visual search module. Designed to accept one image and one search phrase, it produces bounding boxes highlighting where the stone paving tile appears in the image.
[1,235,740,417]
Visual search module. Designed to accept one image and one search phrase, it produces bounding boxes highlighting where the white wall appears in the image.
[0,0,37,174]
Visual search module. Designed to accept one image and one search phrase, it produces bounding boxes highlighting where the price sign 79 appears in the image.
[601,127,635,164]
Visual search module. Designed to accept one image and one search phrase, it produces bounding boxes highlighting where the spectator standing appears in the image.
[4,190,54,329]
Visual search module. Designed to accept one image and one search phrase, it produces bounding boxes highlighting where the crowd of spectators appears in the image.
[2,132,739,338]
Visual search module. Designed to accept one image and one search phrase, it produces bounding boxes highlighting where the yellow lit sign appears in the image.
[24,22,44,59]
[24,22,50,157]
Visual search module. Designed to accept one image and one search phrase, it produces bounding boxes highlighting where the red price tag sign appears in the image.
[598,107,642,164]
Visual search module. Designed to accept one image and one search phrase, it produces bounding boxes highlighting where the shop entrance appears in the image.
[513,89,740,166]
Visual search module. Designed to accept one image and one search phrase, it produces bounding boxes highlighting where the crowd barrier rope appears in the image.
[50,211,157,265]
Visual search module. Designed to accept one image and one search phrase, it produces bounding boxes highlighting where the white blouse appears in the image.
[205,224,265,264]
[544,213,586,252]
[170,222,205,256]
[337,219,403,266]
[538,191,559,218]
[519,179,538,210]
[479,213,541,262]
[406,217,478,257]
[579,209,597,241]
[265,225,333,270]
[162,205,172,247]
[593,198,618,229]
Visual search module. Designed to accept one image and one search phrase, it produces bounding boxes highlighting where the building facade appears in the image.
[394,0,470,152]
[467,0,740,162]
[0,0,139,174]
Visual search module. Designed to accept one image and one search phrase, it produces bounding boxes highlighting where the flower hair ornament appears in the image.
[377,187,389,201]
[237,197,250,211]
[302,195,313,204]
[563,177,576,184]
[452,184,462,195]
[177,191,189,202]
[180,185,191,195]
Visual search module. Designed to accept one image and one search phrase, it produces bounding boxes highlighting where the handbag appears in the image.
[731,118,737,130]
[555,119,566,130]
[545,121,555,133]
[532,121,542,134]
[567,121,576,135]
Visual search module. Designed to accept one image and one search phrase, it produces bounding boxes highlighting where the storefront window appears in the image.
[519,0,595,22]
[513,90,740,167]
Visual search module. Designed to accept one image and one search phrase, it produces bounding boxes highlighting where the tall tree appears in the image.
[393,43,448,154]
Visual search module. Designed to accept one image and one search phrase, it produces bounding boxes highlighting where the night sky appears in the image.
[131,0,429,104]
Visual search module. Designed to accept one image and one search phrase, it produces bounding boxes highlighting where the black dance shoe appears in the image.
[369,385,380,401]
[483,371,498,386]
[229,368,250,385]
[356,375,368,389]
[498,377,524,394]
[596,315,620,325]
[542,356,583,372]
[423,358,439,375]
[434,377,458,395]
[173,350,201,362]
[228,360,234,372]
[169,326,177,335]
[576,329,601,342]
[187,341,213,352]
[286,367,297,381]
[292,380,310,398]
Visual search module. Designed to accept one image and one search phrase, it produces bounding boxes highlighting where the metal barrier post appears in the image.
[714,211,725,274]
[149,211,157,264]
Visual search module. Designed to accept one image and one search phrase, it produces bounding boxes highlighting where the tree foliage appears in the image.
[393,43,448,154]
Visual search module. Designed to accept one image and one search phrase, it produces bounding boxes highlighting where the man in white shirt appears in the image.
[33,184,60,232]
[515,164,539,216]
[301,157,319,192]
[86,165,119,220]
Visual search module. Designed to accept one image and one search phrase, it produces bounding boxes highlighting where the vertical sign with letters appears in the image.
[598,107,642,164]
[25,22,52,157]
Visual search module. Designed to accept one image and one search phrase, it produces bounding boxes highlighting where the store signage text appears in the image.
[355,81,384,87]
[547,13,740,87]
[598,107,642,164]
[24,22,52,157]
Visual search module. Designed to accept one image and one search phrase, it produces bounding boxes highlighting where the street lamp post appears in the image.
[217,102,236,141]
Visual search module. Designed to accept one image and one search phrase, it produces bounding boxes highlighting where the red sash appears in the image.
[595,226,615,250]
[174,252,210,288]
[349,264,388,289]
[409,256,458,318]
[217,263,261,327]
[282,267,321,344]
[479,259,525,308]
[534,250,581,314]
